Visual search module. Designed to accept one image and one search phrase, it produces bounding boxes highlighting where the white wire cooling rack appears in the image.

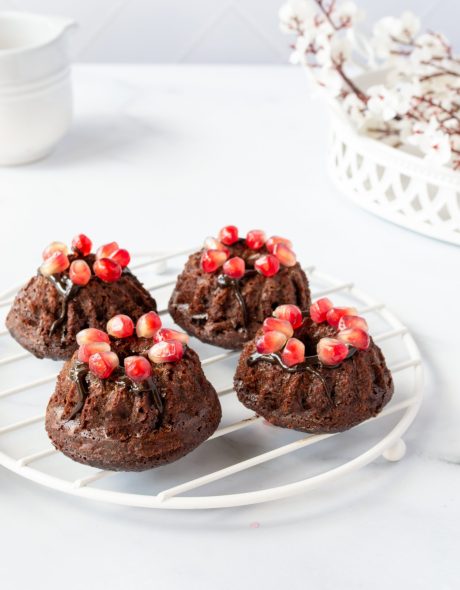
[0,250,423,509]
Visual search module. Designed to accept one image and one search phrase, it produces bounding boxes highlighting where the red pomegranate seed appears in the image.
[110,248,130,268]
[76,328,110,345]
[273,243,297,267]
[136,311,162,338]
[266,236,293,254]
[201,249,228,273]
[326,307,358,328]
[281,338,305,367]
[88,351,119,379]
[154,328,189,345]
[338,328,370,350]
[40,251,70,276]
[309,297,333,323]
[96,241,119,260]
[262,317,294,339]
[93,258,122,282]
[317,337,349,365]
[254,254,280,277]
[218,225,239,245]
[255,330,287,354]
[203,237,230,256]
[148,340,184,364]
[71,234,92,256]
[246,229,266,250]
[42,241,68,260]
[124,355,152,382]
[69,259,91,286]
[78,341,111,363]
[223,256,245,279]
[106,314,134,338]
[273,304,303,329]
[338,315,369,332]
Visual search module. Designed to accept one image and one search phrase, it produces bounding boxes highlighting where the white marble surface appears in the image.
[0,65,458,590]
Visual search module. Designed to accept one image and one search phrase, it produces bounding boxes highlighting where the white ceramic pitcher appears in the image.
[0,12,76,165]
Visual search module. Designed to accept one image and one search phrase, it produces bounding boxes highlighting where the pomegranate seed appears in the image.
[218,225,239,245]
[40,251,70,276]
[273,304,303,329]
[148,340,184,364]
[93,258,122,283]
[96,242,119,260]
[255,331,287,354]
[309,297,333,323]
[106,314,134,338]
[136,311,162,338]
[69,259,91,286]
[201,249,228,273]
[88,351,119,379]
[281,338,305,367]
[76,328,110,345]
[223,256,245,279]
[246,229,266,250]
[203,237,230,256]
[42,241,68,260]
[338,315,369,332]
[266,236,293,254]
[262,317,294,339]
[338,328,370,351]
[273,243,297,267]
[78,341,111,363]
[254,254,280,277]
[124,355,152,382]
[154,328,189,345]
[317,337,349,365]
[109,248,130,268]
[71,234,92,256]
[326,307,358,328]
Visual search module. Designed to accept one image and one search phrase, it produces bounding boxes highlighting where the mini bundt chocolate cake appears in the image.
[234,299,393,433]
[168,227,311,350]
[46,314,221,471]
[6,234,156,361]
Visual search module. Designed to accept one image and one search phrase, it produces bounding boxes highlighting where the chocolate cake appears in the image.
[46,313,221,471]
[168,227,311,349]
[6,235,156,360]
[234,299,393,433]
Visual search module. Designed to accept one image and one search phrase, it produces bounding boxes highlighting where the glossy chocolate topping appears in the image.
[68,359,163,421]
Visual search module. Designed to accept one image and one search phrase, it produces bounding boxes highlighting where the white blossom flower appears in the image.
[279,0,315,34]
[342,92,367,127]
[410,33,450,64]
[335,1,361,27]
[313,67,344,97]
[372,11,420,58]
[289,33,312,64]
[367,85,403,121]
[316,36,352,67]
[407,118,452,165]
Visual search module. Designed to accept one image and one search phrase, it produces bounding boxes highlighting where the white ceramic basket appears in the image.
[327,70,460,246]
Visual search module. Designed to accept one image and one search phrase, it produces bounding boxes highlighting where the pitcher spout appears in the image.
[48,15,78,37]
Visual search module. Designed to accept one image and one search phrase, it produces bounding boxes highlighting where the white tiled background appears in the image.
[0,0,457,63]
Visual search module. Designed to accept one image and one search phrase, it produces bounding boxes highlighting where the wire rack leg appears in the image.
[382,438,407,462]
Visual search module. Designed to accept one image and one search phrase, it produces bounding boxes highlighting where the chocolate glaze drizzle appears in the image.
[44,272,81,335]
[247,348,358,404]
[68,359,163,421]
[216,269,257,329]
[42,262,132,336]
[68,360,89,420]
